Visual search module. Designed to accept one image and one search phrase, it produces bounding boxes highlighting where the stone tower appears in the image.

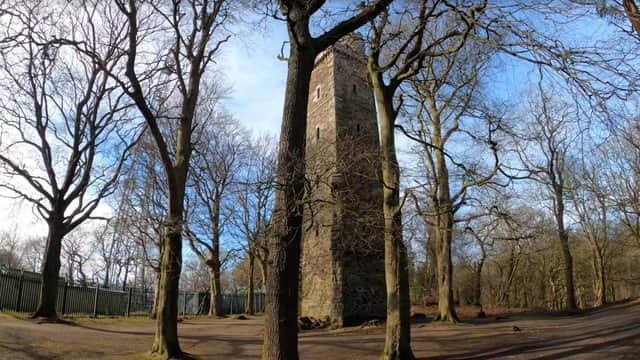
[300,35,386,327]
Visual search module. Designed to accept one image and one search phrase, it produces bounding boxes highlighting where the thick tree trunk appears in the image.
[434,141,458,323]
[32,217,66,319]
[104,253,113,288]
[246,252,255,315]
[427,237,437,299]
[208,265,223,317]
[435,228,458,322]
[209,194,223,317]
[591,245,606,307]
[151,271,160,319]
[554,190,577,310]
[151,214,183,358]
[262,44,314,360]
[374,84,414,360]
[258,257,268,292]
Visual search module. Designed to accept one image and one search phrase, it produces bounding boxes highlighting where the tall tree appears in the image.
[261,1,392,359]
[571,147,615,307]
[230,134,276,315]
[0,1,137,320]
[367,5,485,354]
[186,112,248,317]
[400,26,499,322]
[122,133,167,318]
[114,0,232,357]
[515,84,580,310]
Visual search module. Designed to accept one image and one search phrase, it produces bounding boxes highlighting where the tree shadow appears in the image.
[423,319,640,359]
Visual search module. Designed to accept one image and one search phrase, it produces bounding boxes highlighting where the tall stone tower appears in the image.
[300,35,386,327]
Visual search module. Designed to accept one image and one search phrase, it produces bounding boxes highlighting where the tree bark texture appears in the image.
[32,215,67,319]
[262,44,315,360]
[209,264,223,317]
[554,189,577,310]
[246,252,255,315]
[374,83,414,360]
[433,121,459,323]
[151,213,183,358]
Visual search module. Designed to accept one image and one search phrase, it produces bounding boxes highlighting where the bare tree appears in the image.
[21,236,46,273]
[608,121,640,249]
[0,227,23,269]
[61,227,94,287]
[399,10,500,322]
[365,0,473,353]
[123,133,167,318]
[0,1,137,320]
[186,113,248,317]
[570,146,618,306]
[230,134,276,315]
[112,1,234,356]
[514,84,581,310]
[463,213,499,306]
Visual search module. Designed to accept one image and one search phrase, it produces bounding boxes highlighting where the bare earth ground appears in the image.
[1,300,639,360]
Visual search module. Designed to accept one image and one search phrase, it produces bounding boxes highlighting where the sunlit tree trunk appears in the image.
[553,187,577,310]
[152,204,185,357]
[151,271,160,319]
[263,43,315,360]
[432,113,459,323]
[208,266,223,316]
[372,74,414,360]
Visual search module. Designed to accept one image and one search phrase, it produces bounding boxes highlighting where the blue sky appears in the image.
[0,19,291,238]
[221,21,289,137]
[0,3,633,244]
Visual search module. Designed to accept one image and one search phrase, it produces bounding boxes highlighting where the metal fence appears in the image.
[0,267,265,316]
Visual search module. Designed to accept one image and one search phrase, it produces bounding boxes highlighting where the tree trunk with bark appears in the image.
[209,194,224,317]
[208,262,223,317]
[32,215,67,319]
[258,257,268,292]
[591,244,606,306]
[246,252,255,315]
[433,131,459,323]
[435,224,458,322]
[151,212,183,358]
[373,80,414,360]
[262,3,393,358]
[427,236,437,300]
[262,43,315,360]
[554,188,577,310]
[473,258,485,306]
[151,271,161,319]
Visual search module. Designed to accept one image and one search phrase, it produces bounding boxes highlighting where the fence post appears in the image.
[15,271,24,312]
[61,281,68,315]
[126,288,133,317]
[92,283,100,318]
[183,292,188,316]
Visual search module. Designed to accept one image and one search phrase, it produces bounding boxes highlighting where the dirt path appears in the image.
[1,300,638,359]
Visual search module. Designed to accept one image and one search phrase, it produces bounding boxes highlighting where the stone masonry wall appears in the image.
[300,35,386,326]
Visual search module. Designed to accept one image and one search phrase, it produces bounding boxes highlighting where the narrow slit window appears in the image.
[316,86,321,99]
[352,84,357,95]
[316,127,320,140]
[315,226,319,237]
[357,124,361,134]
